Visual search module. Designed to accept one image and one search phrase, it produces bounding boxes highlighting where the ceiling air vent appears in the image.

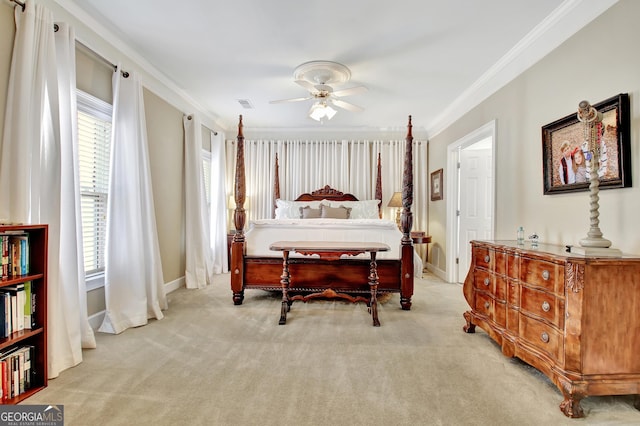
[237,99,253,109]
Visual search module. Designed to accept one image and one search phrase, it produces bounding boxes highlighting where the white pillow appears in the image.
[327,200,380,219]
[275,199,326,219]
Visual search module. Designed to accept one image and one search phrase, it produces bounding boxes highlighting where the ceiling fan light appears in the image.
[325,105,337,119]
[309,102,337,121]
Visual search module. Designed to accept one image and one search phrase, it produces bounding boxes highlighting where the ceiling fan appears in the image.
[270,61,367,121]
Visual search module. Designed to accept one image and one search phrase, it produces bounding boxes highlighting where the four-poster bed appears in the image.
[229,115,417,310]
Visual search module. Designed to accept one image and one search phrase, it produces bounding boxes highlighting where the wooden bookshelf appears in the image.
[0,224,47,404]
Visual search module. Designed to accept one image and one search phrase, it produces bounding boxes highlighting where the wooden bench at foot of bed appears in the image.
[231,252,414,310]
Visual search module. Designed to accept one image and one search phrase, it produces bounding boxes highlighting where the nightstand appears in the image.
[410,233,431,267]
[411,235,431,245]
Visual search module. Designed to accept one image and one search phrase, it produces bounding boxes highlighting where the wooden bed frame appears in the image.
[230,115,416,310]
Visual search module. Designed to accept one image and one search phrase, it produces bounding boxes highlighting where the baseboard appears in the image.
[165,276,185,293]
[424,262,447,282]
[88,311,105,331]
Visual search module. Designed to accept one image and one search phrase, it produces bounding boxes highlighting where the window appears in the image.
[77,90,112,280]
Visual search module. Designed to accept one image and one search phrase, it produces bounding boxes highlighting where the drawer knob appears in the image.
[541,301,550,312]
[484,301,490,309]
[484,255,490,263]
[540,331,549,343]
[542,270,550,280]
[484,278,490,286]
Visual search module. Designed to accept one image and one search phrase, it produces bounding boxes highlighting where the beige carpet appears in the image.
[24,273,640,426]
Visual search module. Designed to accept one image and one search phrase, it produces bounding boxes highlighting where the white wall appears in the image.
[428,0,640,275]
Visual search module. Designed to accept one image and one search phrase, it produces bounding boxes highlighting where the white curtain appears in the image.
[375,140,406,221]
[245,140,278,221]
[183,115,214,287]
[99,69,167,334]
[224,138,426,223]
[348,140,373,198]
[209,130,228,273]
[0,1,95,378]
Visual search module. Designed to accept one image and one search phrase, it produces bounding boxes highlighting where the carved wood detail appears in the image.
[565,262,585,293]
[290,288,369,304]
[312,185,344,197]
[233,114,246,242]
[401,115,414,244]
[273,153,280,218]
[375,152,383,218]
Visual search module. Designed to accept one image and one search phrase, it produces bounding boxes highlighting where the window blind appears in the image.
[77,91,112,276]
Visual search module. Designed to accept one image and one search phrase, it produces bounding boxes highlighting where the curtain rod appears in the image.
[11,0,25,11]
[76,40,129,78]
[11,1,129,78]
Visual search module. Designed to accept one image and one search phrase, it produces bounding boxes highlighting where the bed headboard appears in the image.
[295,185,359,202]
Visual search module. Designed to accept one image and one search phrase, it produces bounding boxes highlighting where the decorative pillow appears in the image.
[275,199,325,219]
[299,206,322,219]
[320,205,352,219]
[328,200,379,219]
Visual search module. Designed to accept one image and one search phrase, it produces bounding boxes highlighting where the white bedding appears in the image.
[244,218,423,275]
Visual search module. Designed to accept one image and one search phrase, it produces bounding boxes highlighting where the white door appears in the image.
[457,143,493,282]
[445,120,495,284]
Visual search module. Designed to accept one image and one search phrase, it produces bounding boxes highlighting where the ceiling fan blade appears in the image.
[269,96,312,104]
[331,99,364,112]
[294,79,318,91]
[332,85,368,97]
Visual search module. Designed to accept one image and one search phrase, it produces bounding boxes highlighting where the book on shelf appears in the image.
[0,345,34,400]
[0,283,26,332]
[1,234,8,278]
[0,346,21,400]
[0,292,8,338]
[0,358,5,401]
[23,281,35,329]
[0,232,29,278]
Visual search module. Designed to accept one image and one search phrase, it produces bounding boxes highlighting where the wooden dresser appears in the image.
[463,240,640,418]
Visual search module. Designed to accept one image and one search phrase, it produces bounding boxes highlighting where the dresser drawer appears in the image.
[474,291,505,327]
[507,253,519,279]
[495,276,507,302]
[474,246,492,270]
[474,269,493,293]
[519,257,563,294]
[474,291,493,318]
[507,279,520,307]
[495,250,507,276]
[494,300,506,327]
[520,286,564,329]
[506,307,519,333]
[519,314,563,363]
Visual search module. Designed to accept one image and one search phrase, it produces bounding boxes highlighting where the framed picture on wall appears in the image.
[430,168,443,201]
[541,93,631,195]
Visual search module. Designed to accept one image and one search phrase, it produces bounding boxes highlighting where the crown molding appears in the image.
[426,0,619,138]
[49,0,224,132]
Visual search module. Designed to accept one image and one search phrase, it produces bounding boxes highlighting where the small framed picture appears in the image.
[541,93,631,195]
[430,168,443,201]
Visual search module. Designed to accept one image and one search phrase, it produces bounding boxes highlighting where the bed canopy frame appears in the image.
[229,115,416,309]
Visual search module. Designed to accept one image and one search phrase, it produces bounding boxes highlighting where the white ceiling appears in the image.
[59,0,615,136]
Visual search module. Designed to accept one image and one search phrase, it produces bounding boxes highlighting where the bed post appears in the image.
[375,152,382,218]
[231,115,246,305]
[400,115,414,310]
[273,153,280,218]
